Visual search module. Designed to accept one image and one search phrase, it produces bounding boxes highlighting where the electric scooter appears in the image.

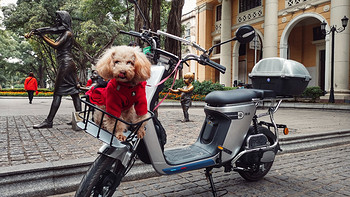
[74,23,296,197]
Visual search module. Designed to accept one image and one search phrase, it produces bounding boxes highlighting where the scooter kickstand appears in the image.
[205,168,217,197]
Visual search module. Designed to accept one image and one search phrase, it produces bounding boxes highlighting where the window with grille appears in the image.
[239,0,262,13]
[216,5,222,21]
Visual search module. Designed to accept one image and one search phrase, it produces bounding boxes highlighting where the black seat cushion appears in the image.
[205,89,275,106]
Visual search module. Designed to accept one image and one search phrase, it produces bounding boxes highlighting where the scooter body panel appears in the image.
[204,102,256,162]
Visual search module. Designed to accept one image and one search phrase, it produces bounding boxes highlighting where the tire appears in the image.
[75,154,125,197]
[236,126,277,182]
[238,160,274,182]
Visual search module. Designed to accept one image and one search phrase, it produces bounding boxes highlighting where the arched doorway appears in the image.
[280,13,328,92]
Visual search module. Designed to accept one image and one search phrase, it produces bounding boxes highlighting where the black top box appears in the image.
[249,57,311,96]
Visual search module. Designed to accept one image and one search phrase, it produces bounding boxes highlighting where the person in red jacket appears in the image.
[24,72,38,104]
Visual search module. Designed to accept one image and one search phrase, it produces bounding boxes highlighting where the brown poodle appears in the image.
[87,45,151,141]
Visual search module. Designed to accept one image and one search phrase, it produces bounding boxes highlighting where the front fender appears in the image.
[98,144,132,167]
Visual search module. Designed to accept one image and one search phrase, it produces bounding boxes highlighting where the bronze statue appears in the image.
[25,11,81,129]
[169,72,195,122]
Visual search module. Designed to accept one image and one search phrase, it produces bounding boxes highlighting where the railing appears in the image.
[237,6,263,23]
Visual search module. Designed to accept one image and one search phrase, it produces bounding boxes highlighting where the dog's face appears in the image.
[96,46,151,85]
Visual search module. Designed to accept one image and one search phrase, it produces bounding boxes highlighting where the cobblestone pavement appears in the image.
[1,105,350,167]
[1,97,350,197]
[52,144,350,197]
[110,144,350,197]
[0,108,207,167]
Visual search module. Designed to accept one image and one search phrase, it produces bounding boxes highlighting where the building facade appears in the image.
[193,0,350,101]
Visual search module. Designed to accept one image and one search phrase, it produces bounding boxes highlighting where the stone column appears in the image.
[219,0,232,86]
[330,0,350,95]
[263,0,278,58]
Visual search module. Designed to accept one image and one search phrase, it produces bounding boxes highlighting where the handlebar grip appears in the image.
[206,59,226,74]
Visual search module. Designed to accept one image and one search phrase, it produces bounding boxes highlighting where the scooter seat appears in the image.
[205,89,275,106]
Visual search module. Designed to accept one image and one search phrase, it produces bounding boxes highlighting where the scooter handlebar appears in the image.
[206,59,226,74]
[183,54,226,74]
[199,55,226,74]
[119,30,142,38]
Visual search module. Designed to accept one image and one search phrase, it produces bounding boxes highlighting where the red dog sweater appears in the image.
[86,79,148,117]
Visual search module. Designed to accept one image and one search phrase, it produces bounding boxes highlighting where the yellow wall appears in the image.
[196,0,344,87]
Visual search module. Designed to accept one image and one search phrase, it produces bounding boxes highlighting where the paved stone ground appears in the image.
[109,144,350,197]
[51,144,350,197]
[0,109,207,167]
[1,105,350,168]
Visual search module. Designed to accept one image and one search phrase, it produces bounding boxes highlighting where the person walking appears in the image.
[25,11,81,129]
[24,72,38,104]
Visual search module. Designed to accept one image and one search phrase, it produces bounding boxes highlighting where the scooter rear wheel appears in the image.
[237,126,277,182]
[75,154,125,197]
[238,161,274,181]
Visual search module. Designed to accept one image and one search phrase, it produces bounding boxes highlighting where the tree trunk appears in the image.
[151,0,161,32]
[165,0,184,78]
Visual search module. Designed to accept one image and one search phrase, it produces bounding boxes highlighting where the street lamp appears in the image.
[320,16,349,103]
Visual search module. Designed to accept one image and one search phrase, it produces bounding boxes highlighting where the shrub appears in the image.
[301,86,324,101]
[0,88,54,97]
[160,78,237,101]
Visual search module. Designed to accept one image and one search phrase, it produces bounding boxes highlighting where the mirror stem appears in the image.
[208,37,237,56]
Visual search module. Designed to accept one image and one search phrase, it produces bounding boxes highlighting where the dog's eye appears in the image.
[115,60,120,64]
[127,61,134,66]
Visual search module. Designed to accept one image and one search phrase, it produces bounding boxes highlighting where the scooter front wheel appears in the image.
[75,154,125,197]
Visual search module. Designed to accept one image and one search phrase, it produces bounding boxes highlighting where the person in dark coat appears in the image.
[26,11,81,128]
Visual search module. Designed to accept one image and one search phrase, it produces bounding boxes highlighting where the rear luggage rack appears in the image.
[76,96,154,147]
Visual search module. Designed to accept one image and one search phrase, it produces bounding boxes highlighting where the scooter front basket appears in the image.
[75,96,153,147]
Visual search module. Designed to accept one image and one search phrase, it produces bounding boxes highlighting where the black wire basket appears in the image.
[76,96,154,147]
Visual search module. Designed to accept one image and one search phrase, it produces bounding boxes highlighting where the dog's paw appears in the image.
[137,128,145,139]
[116,132,126,141]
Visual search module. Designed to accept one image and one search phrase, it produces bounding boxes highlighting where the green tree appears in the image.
[1,0,184,87]
[0,30,41,88]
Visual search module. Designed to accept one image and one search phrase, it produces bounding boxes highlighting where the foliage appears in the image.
[301,86,324,101]
[161,78,226,97]
[0,30,39,87]
[1,0,132,87]
[192,80,225,95]
[0,88,53,96]
[1,0,180,90]
[159,92,205,101]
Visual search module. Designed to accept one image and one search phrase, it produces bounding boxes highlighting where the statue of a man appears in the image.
[25,11,81,128]
[169,72,195,122]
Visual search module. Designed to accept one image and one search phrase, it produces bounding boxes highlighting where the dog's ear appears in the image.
[96,49,115,80]
[133,50,151,84]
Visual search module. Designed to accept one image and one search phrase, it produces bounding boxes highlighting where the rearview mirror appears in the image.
[235,25,255,44]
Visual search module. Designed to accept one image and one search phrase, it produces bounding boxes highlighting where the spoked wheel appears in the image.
[236,126,278,182]
[75,154,125,197]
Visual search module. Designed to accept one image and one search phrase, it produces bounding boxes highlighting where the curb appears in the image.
[0,158,159,197]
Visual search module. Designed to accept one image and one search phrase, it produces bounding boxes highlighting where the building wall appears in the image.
[194,0,350,101]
